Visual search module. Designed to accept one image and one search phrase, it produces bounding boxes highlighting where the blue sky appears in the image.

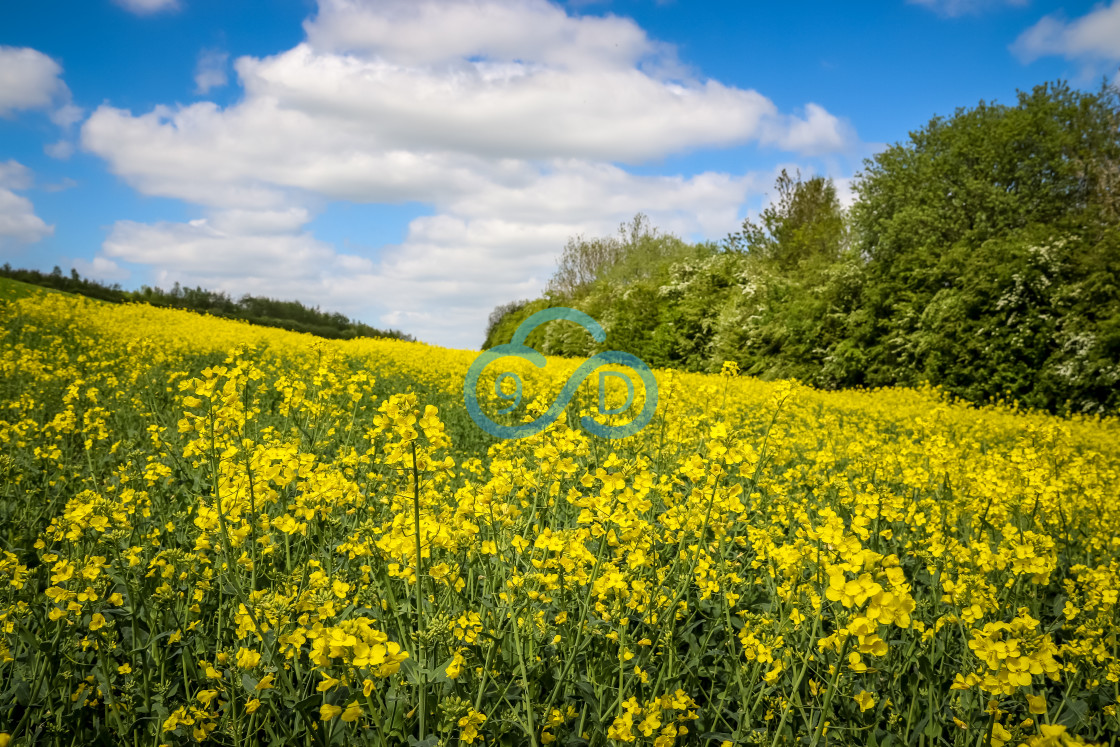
[1,0,1117,348]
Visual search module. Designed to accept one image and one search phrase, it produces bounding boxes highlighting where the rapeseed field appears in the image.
[1,291,1118,746]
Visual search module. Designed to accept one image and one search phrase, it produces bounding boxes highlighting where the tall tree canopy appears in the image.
[727,169,848,271]
[846,80,1120,410]
[853,80,1120,267]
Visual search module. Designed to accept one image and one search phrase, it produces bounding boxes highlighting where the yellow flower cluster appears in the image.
[1,291,1118,746]
[607,691,698,745]
[953,611,1062,694]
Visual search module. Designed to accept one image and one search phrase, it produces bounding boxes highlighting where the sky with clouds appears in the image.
[2,0,1118,348]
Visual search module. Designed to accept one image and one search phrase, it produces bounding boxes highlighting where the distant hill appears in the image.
[0,264,414,343]
[0,275,68,303]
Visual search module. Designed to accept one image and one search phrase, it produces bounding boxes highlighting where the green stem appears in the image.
[510,606,540,747]
[411,440,427,742]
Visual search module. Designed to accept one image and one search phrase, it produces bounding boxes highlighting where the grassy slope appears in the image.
[0,276,71,303]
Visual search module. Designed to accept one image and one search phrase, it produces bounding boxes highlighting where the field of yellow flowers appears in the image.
[1,288,1119,747]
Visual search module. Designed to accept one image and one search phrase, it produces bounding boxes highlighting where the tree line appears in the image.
[484,80,1120,415]
[0,264,414,342]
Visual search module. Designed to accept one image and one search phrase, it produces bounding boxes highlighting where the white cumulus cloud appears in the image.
[0,160,54,250]
[0,161,34,191]
[71,256,129,283]
[80,0,861,347]
[0,46,78,121]
[1012,2,1120,70]
[304,0,662,69]
[103,212,340,280]
[94,165,763,345]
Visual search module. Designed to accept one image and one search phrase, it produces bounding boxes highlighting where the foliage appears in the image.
[483,298,531,349]
[843,80,1120,412]
[545,214,693,298]
[484,217,716,365]
[852,80,1120,265]
[487,80,1120,414]
[1,291,1119,747]
[726,169,848,270]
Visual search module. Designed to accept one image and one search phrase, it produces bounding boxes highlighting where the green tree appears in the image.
[716,171,855,379]
[726,169,848,271]
[546,214,694,297]
[849,79,1120,409]
[478,81,1120,414]
[854,80,1120,267]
